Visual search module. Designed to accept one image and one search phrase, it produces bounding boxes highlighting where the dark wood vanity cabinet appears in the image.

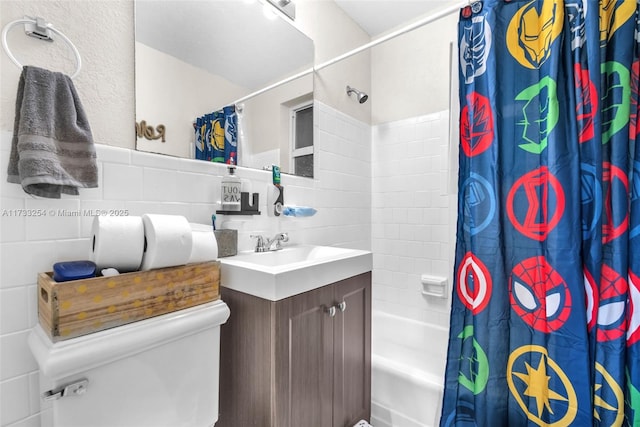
[217,272,371,427]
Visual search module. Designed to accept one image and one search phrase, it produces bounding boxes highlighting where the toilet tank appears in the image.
[29,300,230,427]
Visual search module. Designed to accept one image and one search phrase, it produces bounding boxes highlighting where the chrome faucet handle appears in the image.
[250,234,267,252]
[271,232,289,250]
[251,233,288,252]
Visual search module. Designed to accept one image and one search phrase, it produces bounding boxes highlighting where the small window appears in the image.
[291,103,313,178]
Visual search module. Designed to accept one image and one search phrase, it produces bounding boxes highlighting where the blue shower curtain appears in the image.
[194,105,238,165]
[441,0,640,425]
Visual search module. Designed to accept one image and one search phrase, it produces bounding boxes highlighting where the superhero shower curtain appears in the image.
[441,0,640,425]
[194,105,238,165]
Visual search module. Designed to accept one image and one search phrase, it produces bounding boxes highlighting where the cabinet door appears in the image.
[332,273,372,427]
[275,285,335,427]
[218,288,275,427]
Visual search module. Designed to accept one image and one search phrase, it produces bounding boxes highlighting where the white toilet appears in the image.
[28,300,230,427]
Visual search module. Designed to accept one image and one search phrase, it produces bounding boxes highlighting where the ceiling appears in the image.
[135,1,315,90]
[334,0,451,37]
[135,0,451,90]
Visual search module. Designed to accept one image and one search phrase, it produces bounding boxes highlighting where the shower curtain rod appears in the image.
[235,66,314,104]
[234,0,468,105]
[314,0,469,72]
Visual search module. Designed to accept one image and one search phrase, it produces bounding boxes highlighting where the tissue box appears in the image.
[214,229,238,257]
[37,261,220,342]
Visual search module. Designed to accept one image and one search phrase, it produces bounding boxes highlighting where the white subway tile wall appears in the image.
[372,111,456,328]
[0,101,371,426]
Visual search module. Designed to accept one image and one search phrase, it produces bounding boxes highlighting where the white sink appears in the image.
[219,245,372,300]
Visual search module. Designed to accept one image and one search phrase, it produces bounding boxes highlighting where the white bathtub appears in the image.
[371,311,449,427]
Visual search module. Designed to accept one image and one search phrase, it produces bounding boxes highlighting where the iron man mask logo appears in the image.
[507,0,563,69]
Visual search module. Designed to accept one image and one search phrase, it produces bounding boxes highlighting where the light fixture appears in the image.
[266,0,295,20]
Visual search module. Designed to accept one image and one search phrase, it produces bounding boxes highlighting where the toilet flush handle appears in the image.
[42,378,89,401]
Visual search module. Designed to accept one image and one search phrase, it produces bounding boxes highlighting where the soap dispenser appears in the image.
[221,166,241,211]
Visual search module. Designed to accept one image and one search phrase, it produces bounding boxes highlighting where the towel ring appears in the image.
[1,17,82,79]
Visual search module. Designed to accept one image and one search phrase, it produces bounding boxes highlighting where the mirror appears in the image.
[134,0,314,175]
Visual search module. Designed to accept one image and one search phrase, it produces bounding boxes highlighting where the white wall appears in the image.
[371,111,455,327]
[298,0,372,125]
[371,13,458,124]
[135,42,248,158]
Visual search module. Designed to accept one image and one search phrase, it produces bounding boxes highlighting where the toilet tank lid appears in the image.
[28,300,230,380]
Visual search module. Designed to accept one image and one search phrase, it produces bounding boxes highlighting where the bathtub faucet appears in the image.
[250,232,289,252]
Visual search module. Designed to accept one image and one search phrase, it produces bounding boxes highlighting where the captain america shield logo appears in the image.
[595,264,628,342]
[457,252,492,314]
[510,256,571,333]
[507,167,566,241]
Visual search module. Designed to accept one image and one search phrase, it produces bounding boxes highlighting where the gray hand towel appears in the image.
[7,66,98,198]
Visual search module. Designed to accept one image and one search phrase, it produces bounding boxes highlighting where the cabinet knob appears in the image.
[338,301,347,312]
[326,306,337,317]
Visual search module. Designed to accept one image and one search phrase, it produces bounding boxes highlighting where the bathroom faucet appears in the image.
[250,233,289,252]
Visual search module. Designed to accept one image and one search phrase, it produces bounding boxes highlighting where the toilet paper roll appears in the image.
[189,223,218,263]
[141,214,193,271]
[91,216,145,272]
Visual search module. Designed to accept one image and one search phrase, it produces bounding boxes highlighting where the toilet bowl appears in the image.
[28,300,230,427]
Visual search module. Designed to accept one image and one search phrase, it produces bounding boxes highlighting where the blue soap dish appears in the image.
[53,260,97,282]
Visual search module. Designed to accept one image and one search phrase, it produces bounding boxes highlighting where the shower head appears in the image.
[346,85,369,104]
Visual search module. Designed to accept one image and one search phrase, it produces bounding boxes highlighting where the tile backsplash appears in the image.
[371,110,456,327]
[0,101,371,426]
